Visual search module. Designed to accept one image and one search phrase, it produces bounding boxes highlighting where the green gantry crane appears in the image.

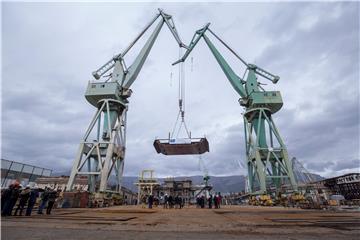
[66,9,188,194]
[173,23,298,194]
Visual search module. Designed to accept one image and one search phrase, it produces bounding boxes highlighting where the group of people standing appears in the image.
[162,194,184,209]
[1,182,59,217]
[196,192,222,209]
[141,194,185,209]
[142,193,223,209]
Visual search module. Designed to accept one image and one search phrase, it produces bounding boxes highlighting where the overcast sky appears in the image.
[2,2,359,178]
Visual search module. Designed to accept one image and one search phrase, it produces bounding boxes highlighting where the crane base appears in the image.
[153,138,209,155]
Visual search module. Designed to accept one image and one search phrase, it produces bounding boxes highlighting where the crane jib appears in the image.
[92,9,188,82]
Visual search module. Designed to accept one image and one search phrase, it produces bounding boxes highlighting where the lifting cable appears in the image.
[170,48,191,139]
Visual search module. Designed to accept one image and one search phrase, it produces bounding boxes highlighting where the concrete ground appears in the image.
[2,205,360,240]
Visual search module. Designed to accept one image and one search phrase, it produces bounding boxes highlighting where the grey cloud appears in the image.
[249,2,359,175]
[2,2,359,179]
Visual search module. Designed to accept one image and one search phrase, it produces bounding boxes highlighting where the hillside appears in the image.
[53,172,324,193]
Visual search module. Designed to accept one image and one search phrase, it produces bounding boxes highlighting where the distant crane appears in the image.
[236,159,250,193]
[66,9,188,194]
[195,155,212,199]
[198,155,210,186]
[173,23,298,194]
[292,157,316,184]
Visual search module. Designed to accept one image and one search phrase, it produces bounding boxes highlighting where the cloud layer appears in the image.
[2,2,359,178]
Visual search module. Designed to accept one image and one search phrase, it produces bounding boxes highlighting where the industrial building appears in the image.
[35,175,89,191]
[135,170,211,205]
[35,175,137,206]
[312,173,360,200]
[155,178,195,204]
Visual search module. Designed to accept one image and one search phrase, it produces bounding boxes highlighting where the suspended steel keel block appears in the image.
[153,138,209,155]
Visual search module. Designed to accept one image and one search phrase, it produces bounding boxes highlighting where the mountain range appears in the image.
[53,171,324,193]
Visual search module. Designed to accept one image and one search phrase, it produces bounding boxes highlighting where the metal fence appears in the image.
[1,159,53,188]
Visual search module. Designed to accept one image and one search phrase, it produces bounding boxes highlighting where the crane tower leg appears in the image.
[66,99,127,194]
[244,108,298,195]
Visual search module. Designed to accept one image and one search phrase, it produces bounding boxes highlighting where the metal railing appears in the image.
[1,159,53,187]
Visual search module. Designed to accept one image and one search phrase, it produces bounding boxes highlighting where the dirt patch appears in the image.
[2,205,360,239]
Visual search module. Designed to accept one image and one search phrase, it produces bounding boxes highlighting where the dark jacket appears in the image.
[148,195,154,204]
[48,191,58,202]
[19,189,31,203]
[1,187,12,201]
[10,187,20,200]
[41,190,50,201]
[28,189,39,204]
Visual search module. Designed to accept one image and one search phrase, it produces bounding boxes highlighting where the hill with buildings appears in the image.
[53,172,324,193]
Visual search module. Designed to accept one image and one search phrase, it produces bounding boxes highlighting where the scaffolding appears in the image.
[134,170,160,205]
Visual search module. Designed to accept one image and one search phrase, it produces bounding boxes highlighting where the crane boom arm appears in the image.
[92,13,161,80]
[159,9,188,49]
[119,20,164,88]
[172,23,210,65]
[92,9,188,89]
[202,34,247,98]
[173,23,247,98]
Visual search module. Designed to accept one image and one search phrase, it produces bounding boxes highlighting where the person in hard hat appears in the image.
[163,194,168,209]
[1,184,14,215]
[2,182,21,216]
[14,185,31,216]
[1,184,13,213]
[46,188,58,215]
[37,187,50,214]
[26,185,40,216]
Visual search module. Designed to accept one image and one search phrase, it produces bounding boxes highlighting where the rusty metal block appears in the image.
[153,138,209,155]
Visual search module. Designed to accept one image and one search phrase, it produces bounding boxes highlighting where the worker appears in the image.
[46,189,58,214]
[208,194,213,209]
[26,186,39,216]
[178,195,183,209]
[148,194,154,209]
[214,195,218,209]
[175,195,182,209]
[200,195,205,208]
[14,185,31,216]
[37,187,50,214]
[163,194,168,209]
[1,184,14,213]
[196,196,200,208]
[168,195,174,208]
[2,182,21,216]
[217,192,222,208]
[174,195,179,209]
[56,189,64,208]
[141,195,147,208]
